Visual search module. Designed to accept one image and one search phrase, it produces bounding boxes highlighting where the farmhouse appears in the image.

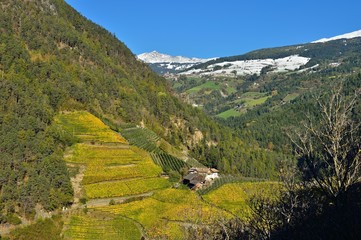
[183,173,205,189]
[189,167,219,179]
[183,167,219,189]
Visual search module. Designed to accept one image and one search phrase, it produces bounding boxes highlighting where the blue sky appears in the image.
[65,0,361,58]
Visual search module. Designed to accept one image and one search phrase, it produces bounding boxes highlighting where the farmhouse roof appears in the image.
[189,167,219,174]
[189,175,205,185]
[183,173,198,181]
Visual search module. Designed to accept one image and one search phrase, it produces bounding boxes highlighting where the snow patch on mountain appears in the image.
[137,51,213,64]
[181,55,310,76]
[312,29,361,43]
[137,51,216,74]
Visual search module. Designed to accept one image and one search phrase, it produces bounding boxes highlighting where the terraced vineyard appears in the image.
[65,143,168,199]
[95,189,231,239]
[67,144,163,185]
[63,213,141,240]
[121,127,206,172]
[58,111,271,239]
[55,111,127,143]
[55,111,168,201]
[203,182,279,220]
[58,111,176,239]
[121,127,161,153]
[150,152,190,172]
[84,177,170,199]
[184,157,206,168]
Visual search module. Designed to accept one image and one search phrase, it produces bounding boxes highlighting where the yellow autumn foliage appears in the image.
[55,111,127,143]
[96,189,232,238]
[203,182,280,220]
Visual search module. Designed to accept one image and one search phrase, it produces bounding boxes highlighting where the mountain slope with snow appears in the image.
[312,29,361,43]
[138,51,212,64]
[184,31,361,77]
[181,55,311,76]
[137,51,214,74]
[140,30,361,76]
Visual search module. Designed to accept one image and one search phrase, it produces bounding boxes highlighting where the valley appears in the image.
[148,35,361,154]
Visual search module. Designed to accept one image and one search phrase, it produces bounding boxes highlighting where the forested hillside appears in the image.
[0,0,285,224]
[168,34,361,153]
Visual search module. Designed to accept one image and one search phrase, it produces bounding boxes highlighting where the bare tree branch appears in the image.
[288,84,360,198]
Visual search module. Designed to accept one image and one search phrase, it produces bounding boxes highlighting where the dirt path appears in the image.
[0,224,16,236]
[84,176,163,185]
[119,215,148,240]
[105,164,136,168]
[162,219,209,228]
[68,164,86,209]
[86,192,154,208]
[82,142,130,149]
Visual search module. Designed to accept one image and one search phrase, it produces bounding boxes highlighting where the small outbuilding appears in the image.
[188,175,205,190]
[183,173,197,185]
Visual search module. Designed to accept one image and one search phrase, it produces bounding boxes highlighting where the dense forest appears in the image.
[0,0,286,224]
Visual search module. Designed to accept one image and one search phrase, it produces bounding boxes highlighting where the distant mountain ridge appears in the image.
[182,29,361,77]
[138,51,212,64]
[137,51,215,74]
[140,29,361,76]
[312,29,361,43]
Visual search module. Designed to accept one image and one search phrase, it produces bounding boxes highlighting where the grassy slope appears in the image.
[217,92,271,119]
[217,109,242,119]
[186,81,221,93]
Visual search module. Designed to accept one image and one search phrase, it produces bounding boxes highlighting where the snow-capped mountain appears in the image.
[138,51,211,64]
[137,51,214,74]
[312,29,361,43]
[140,29,361,76]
